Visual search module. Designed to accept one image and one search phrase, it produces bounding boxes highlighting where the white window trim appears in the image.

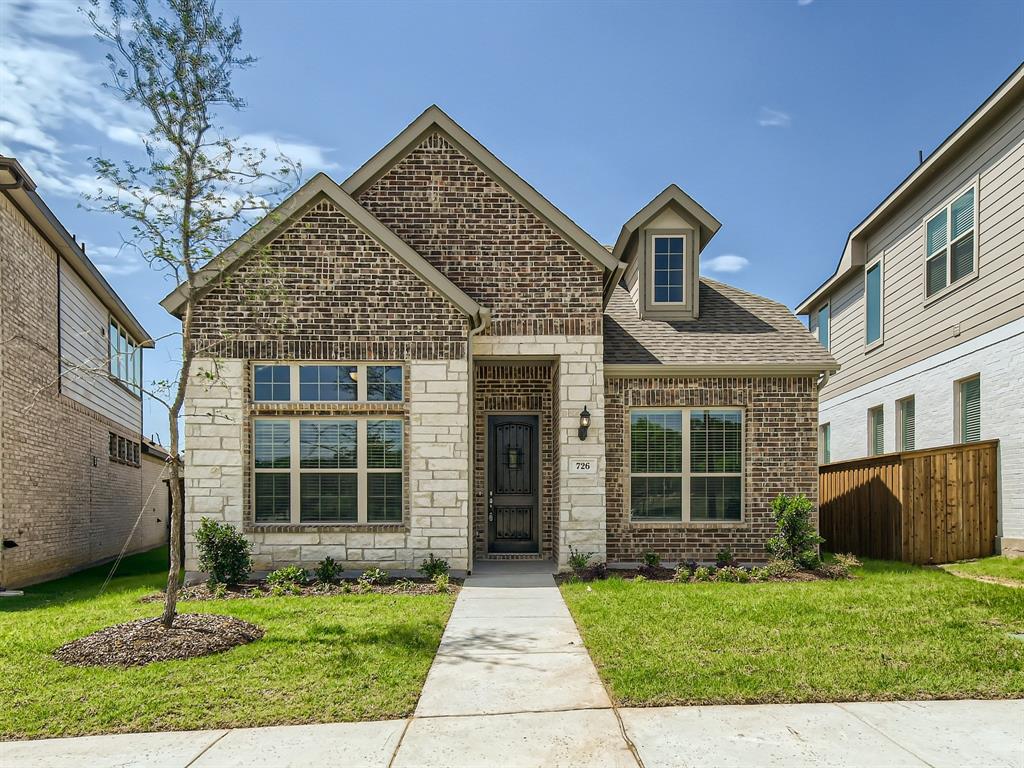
[867,405,884,456]
[896,396,915,452]
[251,361,404,404]
[864,254,884,352]
[108,316,142,397]
[628,407,745,525]
[819,422,831,464]
[252,415,404,526]
[817,300,831,351]
[648,233,687,306]
[922,178,980,305]
[953,373,981,444]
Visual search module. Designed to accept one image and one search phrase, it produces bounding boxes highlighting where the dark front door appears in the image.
[487,415,539,554]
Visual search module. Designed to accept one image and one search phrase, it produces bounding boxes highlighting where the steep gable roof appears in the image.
[341,105,621,276]
[160,173,484,321]
[611,184,722,263]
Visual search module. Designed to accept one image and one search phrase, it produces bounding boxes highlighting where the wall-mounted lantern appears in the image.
[578,406,591,441]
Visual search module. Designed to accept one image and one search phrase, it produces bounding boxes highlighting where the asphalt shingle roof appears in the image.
[603,277,838,369]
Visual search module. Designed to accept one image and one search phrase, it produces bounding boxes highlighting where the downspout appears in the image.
[465,306,491,577]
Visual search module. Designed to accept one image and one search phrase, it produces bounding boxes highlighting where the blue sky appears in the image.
[1,0,1021,435]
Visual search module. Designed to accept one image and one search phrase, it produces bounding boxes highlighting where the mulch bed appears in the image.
[54,613,264,668]
[555,564,847,585]
[141,578,460,603]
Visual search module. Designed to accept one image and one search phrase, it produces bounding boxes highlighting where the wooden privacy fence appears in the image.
[819,440,998,564]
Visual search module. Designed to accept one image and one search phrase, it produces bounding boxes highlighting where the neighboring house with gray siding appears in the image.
[162,106,835,578]
[0,157,163,588]
[798,63,1024,557]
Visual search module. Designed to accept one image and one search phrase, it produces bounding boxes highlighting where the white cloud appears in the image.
[240,133,339,173]
[757,107,792,128]
[797,0,815,5]
[702,254,750,273]
[87,244,145,276]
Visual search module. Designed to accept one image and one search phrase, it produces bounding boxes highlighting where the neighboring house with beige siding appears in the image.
[161,106,835,579]
[798,64,1024,557]
[0,157,164,588]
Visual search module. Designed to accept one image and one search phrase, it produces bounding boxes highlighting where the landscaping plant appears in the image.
[433,573,451,594]
[642,550,662,568]
[766,494,824,569]
[715,547,737,568]
[314,557,342,584]
[358,568,390,587]
[693,566,713,582]
[419,553,450,579]
[194,518,252,587]
[674,565,692,582]
[567,545,593,575]
[266,566,307,587]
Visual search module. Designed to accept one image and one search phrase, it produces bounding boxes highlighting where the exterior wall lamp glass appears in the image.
[578,406,591,440]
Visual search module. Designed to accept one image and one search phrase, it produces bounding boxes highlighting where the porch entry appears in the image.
[487,414,540,554]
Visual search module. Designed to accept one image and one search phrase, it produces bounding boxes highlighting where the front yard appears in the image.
[0,547,455,740]
[942,556,1024,586]
[561,558,1024,706]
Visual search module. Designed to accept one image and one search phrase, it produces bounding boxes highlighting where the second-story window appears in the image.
[865,258,883,348]
[109,318,141,396]
[652,235,685,303]
[926,185,976,298]
[817,303,830,350]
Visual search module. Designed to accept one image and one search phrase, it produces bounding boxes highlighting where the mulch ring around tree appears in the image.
[53,613,264,667]
[140,578,461,603]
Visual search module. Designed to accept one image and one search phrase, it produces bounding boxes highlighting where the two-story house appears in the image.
[162,107,835,577]
[798,64,1024,558]
[0,157,163,588]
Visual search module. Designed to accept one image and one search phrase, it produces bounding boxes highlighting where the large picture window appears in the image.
[253,417,404,525]
[251,363,404,403]
[629,408,743,523]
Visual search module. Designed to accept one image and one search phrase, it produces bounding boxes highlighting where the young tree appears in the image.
[87,0,299,627]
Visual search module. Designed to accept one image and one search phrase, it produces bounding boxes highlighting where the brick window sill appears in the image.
[246,523,409,534]
[628,520,750,531]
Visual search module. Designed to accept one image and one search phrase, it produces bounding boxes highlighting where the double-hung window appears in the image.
[651,235,685,304]
[868,405,885,456]
[925,184,977,298]
[897,396,915,451]
[108,318,141,395]
[253,417,404,524]
[865,257,883,348]
[629,408,743,522]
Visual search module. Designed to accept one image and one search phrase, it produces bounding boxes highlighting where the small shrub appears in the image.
[693,566,712,582]
[716,547,737,568]
[767,494,824,568]
[834,552,862,569]
[764,559,797,579]
[642,550,661,568]
[314,557,342,584]
[210,581,227,599]
[246,586,262,598]
[817,562,851,580]
[419,553,450,580]
[266,565,308,587]
[633,574,648,583]
[567,546,593,575]
[715,565,750,583]
[194,518,252,586]
[433,573,451,594]
[358,567,389,587]
[749,567,769,582]
[341,582,352,594]
[269,582,301,597]
[394,577,417,591]
[683,559,699,574]
[674,565,692,582]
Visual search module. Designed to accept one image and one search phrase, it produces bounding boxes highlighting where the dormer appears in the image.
[612,185,721,321]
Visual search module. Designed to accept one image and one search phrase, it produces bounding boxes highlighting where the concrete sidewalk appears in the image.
[6,562,1024,767]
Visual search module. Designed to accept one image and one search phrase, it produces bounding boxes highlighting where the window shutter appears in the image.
[901,399,915,451]
[961,378,981,443]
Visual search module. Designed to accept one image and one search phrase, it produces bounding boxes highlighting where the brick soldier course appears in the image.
[163,106,836,577]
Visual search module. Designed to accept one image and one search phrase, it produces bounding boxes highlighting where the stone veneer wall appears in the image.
[472,336,606,569]
[604,375,819,564]
[183,357,470,575]
[0,193,146,588]
[473,361,557,559]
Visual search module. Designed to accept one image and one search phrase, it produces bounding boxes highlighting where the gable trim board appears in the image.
[797,62,1024,316]
[160,173,486,324]
[340,105,623,282]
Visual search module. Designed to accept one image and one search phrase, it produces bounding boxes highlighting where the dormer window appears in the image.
[652,235,685,303]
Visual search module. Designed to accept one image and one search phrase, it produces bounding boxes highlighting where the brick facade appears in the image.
[0,194,158,588]
[473,362,558,559]
[356,133,604,338]
[604,375,819,564]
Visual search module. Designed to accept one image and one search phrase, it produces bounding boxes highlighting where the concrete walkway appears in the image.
[6,562,1024,767]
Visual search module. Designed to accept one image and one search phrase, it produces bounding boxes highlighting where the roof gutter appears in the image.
[464,305,491,577]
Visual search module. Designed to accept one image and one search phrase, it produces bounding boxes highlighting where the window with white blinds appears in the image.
[926,185,977,298]
[897,397,915,451]
[868,406,884,456]
[958,376,981,443]
[630,409,743,522]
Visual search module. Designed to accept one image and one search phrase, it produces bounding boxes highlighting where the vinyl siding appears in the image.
[821,95,1024,403]
[58,258,141,431]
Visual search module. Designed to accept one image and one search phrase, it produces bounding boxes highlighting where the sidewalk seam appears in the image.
[183,729,230,767]
[385,717,413,768]
[835,703,937,768]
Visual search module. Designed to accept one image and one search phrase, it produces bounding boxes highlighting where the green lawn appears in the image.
[944,556,1024,585]
[0,547,455,740]
[561,560,1024,706]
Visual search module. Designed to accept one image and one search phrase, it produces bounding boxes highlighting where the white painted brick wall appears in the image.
[821,323,1024,543]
